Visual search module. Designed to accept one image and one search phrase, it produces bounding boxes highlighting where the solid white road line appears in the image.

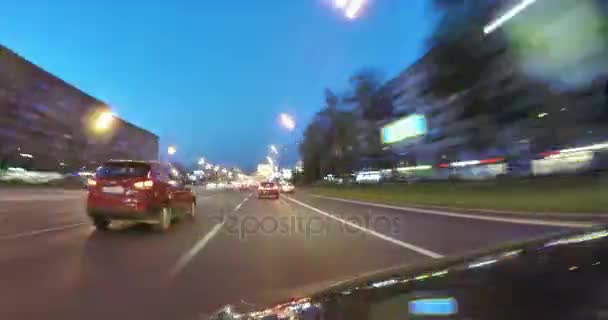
[169,195,250,277]
[0,222,89,241]
[310,195,594,229]
[285,196,444,259]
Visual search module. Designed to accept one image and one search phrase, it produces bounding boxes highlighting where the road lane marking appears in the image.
[285,196,444,259]
[0,195,84,202]
[169,195,250,277]
[169,222,224,277]
[0,222,88,241]
[310,195,594,228]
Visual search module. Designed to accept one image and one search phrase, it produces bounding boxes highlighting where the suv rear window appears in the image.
[261,182,276,188]
[96,163,150,178]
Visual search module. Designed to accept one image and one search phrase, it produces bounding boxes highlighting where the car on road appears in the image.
[238,183,250,192]
[257,181,279,199]
[279,182,295,193]
[86,160,196,232]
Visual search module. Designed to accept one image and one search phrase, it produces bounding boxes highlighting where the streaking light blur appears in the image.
[545,230,608,247]
[468,259,498,269]
[484,0,537,34]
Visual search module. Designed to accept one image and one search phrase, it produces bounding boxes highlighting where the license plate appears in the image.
[102,186,124,194]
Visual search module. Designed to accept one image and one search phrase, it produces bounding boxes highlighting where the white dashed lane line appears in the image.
[0,222,89,241]
[169,194,251,277]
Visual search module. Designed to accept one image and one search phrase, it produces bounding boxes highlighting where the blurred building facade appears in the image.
[0,44,158,172]
[378,37,607,167]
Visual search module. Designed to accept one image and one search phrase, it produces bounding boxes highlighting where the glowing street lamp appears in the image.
[334,0,366,20]
[279,113,296,131]
[168,146,177,155]
[270,145,279,155]
[334,0,348,9]
[93,111,114,132]
[344,0,366,20]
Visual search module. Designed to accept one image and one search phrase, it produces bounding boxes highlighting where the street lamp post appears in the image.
[276,112,301,171]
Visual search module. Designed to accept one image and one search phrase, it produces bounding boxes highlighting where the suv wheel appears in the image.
[153,207,172,232]
[93,218,110,231]
[188,201,196,218]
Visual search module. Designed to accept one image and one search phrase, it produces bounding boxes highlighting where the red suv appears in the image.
[257,181,279,199]
[86,160,196,232]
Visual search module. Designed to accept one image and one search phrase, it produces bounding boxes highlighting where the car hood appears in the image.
[203,226,608,320]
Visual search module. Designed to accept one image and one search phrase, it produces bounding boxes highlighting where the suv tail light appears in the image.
[134,180,154,190]
[272,186,278,190]
[258,186,264,190]
[87,179,97,186]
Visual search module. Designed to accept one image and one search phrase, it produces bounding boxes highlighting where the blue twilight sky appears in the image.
[0,0,438,172]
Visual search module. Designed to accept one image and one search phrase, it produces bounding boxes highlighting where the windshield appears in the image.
[261,182,276,188]
[95,163,150,178]
[1,1,606,319]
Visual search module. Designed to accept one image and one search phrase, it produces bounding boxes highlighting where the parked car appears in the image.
[86,160,196,232]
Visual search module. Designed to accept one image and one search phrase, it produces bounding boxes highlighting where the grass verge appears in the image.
[307,175,608,214]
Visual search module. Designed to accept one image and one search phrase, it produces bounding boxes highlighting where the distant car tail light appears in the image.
[258,186,264,190]
[272,185,279,190]
[87,179,97,186]
[134,180,154,190]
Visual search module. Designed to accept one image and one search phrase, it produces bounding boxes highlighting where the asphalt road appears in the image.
[0,187,588,320]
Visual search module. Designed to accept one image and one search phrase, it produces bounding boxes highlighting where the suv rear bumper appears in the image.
[87,208,161,223]
[257,191,279,198]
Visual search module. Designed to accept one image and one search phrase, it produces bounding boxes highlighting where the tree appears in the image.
[299,89,359,182]
[346,69,393,121]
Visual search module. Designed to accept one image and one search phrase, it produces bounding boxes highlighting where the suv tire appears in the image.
[93,218,110,231]
[153,207,172,232]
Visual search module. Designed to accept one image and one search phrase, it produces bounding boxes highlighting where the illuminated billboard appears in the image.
[381,114,427,144]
